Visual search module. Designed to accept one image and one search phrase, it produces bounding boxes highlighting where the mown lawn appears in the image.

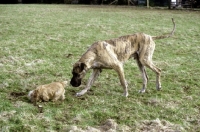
[0,4,200,131]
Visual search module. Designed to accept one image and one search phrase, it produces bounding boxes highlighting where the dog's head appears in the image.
[70,62,87,87]
[27,90,34,100]
[28,90,38,106]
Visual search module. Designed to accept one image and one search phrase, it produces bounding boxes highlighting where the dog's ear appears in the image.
[32,90,38,106]
[73,62,87,73]
[80,63,86,71]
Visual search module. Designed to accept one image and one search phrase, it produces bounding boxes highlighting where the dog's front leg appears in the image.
[114,64,128,97]
[76,69,101,96]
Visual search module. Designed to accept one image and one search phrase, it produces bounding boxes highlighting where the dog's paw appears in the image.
[76,89,88,97]
[157,87,161,91]
[156,85,161,91]
[76,92,82,97]
[123,92,129,97]
[139,89,146,93]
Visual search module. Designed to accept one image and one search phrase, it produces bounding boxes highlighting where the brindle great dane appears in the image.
[70,18,175,97]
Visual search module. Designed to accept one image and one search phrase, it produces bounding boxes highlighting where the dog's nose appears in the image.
[70,80,80,87]
[71,83,80,87]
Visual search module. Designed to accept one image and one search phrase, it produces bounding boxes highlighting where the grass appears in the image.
[0,4,200,131]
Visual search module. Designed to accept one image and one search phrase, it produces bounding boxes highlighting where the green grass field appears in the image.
[0,4,200,131]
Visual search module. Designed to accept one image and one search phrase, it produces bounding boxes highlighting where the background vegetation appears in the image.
[1,0,200,8]
[0,4,200,131]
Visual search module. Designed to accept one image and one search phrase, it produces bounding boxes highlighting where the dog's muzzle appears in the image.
[70,77,81,87]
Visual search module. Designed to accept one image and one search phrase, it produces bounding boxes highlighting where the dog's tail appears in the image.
[152,18,176,40]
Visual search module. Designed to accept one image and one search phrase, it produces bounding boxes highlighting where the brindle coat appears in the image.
[70,18,175,97]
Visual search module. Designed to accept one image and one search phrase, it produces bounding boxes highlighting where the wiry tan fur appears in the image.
[70,18,175,97]
[28,81,68,105]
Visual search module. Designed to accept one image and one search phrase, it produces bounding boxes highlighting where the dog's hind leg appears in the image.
[143,62,161,91]
[146,63,161,91]
[43,96,50,102]
[60,91,65,101]
[53,90,65,101]
[133,53,148,93]
[139,44,161,91]
[76,69,101,96]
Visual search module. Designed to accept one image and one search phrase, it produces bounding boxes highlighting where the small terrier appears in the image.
[28,81,68,105]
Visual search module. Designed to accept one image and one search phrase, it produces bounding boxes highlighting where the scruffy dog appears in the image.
[28,81,68,105]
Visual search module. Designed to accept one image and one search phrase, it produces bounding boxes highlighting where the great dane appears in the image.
[70,18,175,97]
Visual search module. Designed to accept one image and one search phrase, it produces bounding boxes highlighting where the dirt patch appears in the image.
[65,118,183,132]
[0,110,17,121]
[65,53,73,58]
[67,119,130,132]
[10,92,26,97]
[135,118,184,132]
[9,91,27,101]
[99,119,117,131]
